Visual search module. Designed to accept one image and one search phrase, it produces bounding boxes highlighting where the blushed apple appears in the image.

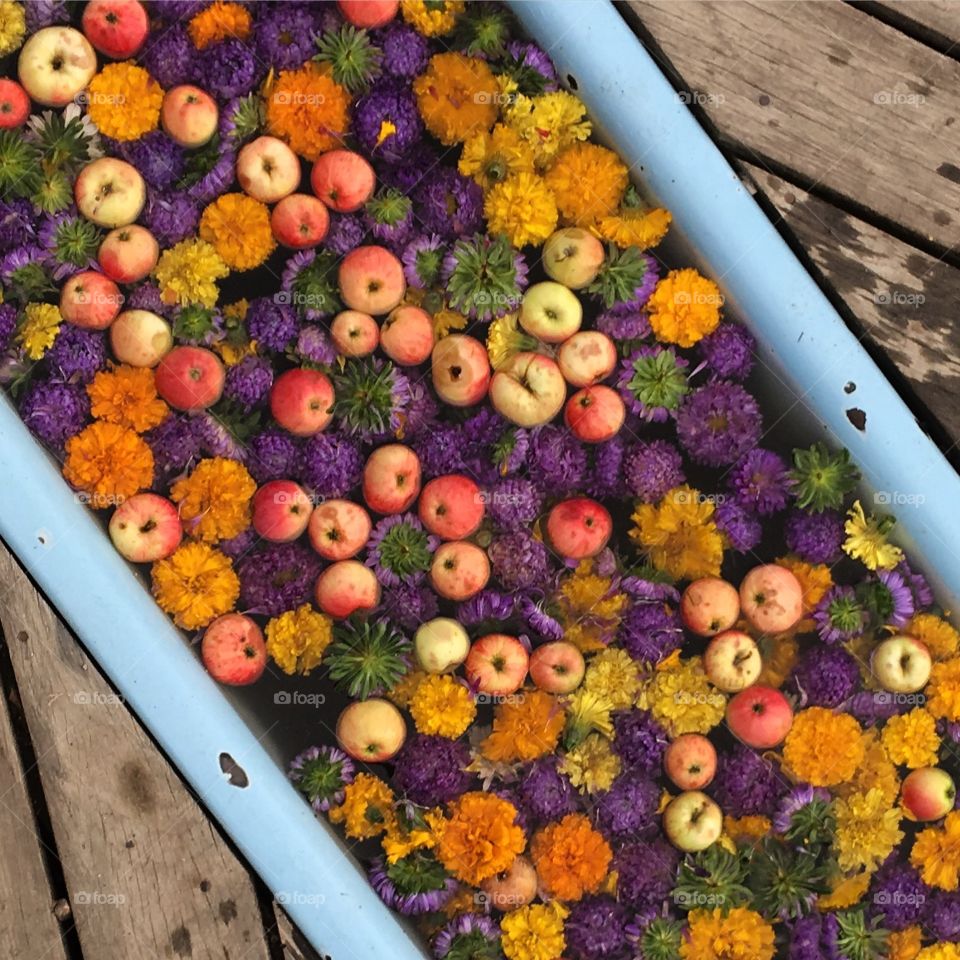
[564,384,625,443]
[726,685,793,749]
[557,331,618,388]
[201,613,267,686]
[489,352,566,428]
[432,334,491,407]
[82,0,149,59]
[97,224,159,284]
[430,541,490,602]
[362,444,421,514]
[0,78,30,129]
[338,245,406,315]
[703,630,761,693]
[251,480,313,543]
[664,734,717,791]
[418,474,484,541]
[663,791,723,852]
[465,634,529,697]
[330,310,379,357]
[336,698,406,762]
[308,499,371,561]
[236,135,301,203]
[155,345,224,411]
[74,157,146,228]
[108,493,182,563]
[337,0,399,28]
[315,560,381,619]
[545,497,612,560]
[542,227,605,289]
[528,641,585,695]
[18,27,96,107]
[414,617,470,674]
[60,270,124,330]
[160,84,219,148]
[310,149,376,212]
[269,367,334,437]
[109,309,173,367]
[380,304,434,366]
[681,577,741,638]
[739,564,803,634]
[872,635,932,694]
[271,193,330,249]
[480,855,538,911]
[518,281,583,343]
[901,767,956,821]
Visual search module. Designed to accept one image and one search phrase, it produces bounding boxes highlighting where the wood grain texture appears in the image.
[876,0,960,39]
[0,545,272,960]
[626,0,960,247]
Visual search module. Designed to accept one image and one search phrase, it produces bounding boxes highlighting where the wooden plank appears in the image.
[625,0,960,248]
[742,162,960,439]
[0,544,272,960]
[875,1,960,40]
[275,904,324,960]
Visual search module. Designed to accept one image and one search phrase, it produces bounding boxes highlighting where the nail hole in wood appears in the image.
[219,752,249,787]
[846,407,867,431]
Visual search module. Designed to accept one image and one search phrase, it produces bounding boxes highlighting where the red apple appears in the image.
[109,309,173,367]
[557,331,618,388]
[703,630,761,693]
[308,499,372,561]
[0,78,30,129]
[82,0,148,58]
[528,641,585,695]
[330,310,379,357]
[201,613,267,686]
[681,577,741,638]
[310,149,376,212]
[155,345,224,411]
[237,136,301,204]
[418,474,484,541]
[362,444,421,514]
[338,245,406,315]
[664,734,717,791]
[160,84,219,148]
[564,384,625,443]
[269,367,334,437]
[251,480,313,543]
[431,334,491,407]
[480,855,538,911]
[726,685,793,749]
[380,305,434,366]
[545,497,612,560]
[108,493,182,563]
[60,270,124,330]
[740,564,804,634]
[336,698,406,762]
[97,224,159,284]
[315,560,381,619]
[430,540,490,601]
[271,193,330,250]
[901,767,956,821]
[337,0,398,28]
[465,634,529,697]
[489,352,567,428]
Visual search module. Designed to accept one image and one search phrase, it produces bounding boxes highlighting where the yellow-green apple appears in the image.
[380,304,434,366]
[703,630,761,693]
[557,330,618,387]
[18,27,96,107]
[336,698,406,762]
[362,444,421,514]
[542,227,605,289]
[872,635,932,694]
[60,270,123,330]
[201,613,267,686]
[418,474,484,540]
[901,767,956,821]
[97,224,158,283]
[308,499,371,561]
[315,559,381,619]
[236,135,300,203]
[331,310,379,357]
[430,540,490,601]
[269,367,334,436]
[108,493,181,563]
[310,148,376,212]
[160,84,218,147]
[74,158,146,228]
[545,497,612,560]
[414,617,470,674]
[726,685,793,749]
[681,577,741,637]
[0,78,30,129]
[663,791,723,852]
[480,855,538,910]
[432,334,491,407]
[270,193,329,249]
[338,0,399,28]
[465,634,529,697]
[528,641,585,695]
[564,384,625,443]
[739,564,803,634]
[109,309,173,367]
[338,245,406,315]
[664,734,717,791]
[490,352,566,427]
[251,480,312,543]
[518,281,582,343]
[82,0,148,59]
[155,345,224,411]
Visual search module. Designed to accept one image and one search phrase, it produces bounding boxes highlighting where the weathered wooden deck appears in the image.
[1,2,958,958]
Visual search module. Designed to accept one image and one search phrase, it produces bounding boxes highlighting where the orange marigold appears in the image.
[646,268,722,348]
[63,421,154,508]
[188,1,251,49]
[151,542,239,630]
[776,554,834,631]
[530,813,612,902]
[266,65,350,161]
[783,707,865,787]
[544,143,628,227]
[170,458,256,543]
[199,193,276,271]
[86,365,168,433]
[413,53,499,145]
[437,792,525,885]
[481,689,565,763]
[911,809,960,890]
[926,657,960,722]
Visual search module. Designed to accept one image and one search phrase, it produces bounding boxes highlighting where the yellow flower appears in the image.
[400,0,464,36]
[200,194,276,271]
[432,306,468,340]
[151,542,239,630]
[63,421,154,509]
[724,815,771,845]
[170,458,257,544]
[834,788,904,872]
[888,926,922,960]
[597,206,673,249]
[531,813,612,902]
[912,810,960,889]
[630,486,724,580]
[86,365,168,433]
[843,499,904,571]
[926,658,960,722]
[504,91,591,168]
[459,124,536,189]
[414,53,498,145]
[381,808,445,863]
[155,238,229,308]
[645,657,725,736]
[266,65,351,161]
[818,869,871,909]
[646,268,723,348]
[908,613,960,661]
[265,604,333,675]
[882,708,940,768]
[87,63,163,141]
[409,674,477,738]
[559,733,621,794]
[500,903,567,960]
[482,689,565,763]
[328,773,395,840]
[17,302,61,360]
[554,561,628,654]
[385,668,427,709]
[836,730,900,807]
[681,907,775,960]
[0,0,25,55]
[188,1,252,48]
[565,689,614,742]
[783,707,865,786]
[545,143,628,227]
[583,648,641,710]
[755,633,799,688]
[484,172,558,248]
[918,945,960,960]
[486,312,537,369]
[437,792,525,885]
[775,554,834,631]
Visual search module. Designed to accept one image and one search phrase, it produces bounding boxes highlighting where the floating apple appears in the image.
[308,499,371,561]
[336,698,406,762]
[681,577,741,638]
[310,149,376,212]
[480,855,538,910]
[901,767,956,821]
[663,791,723,852]
[269,367,334,437]
[330,310,379,357]
[380,305,434,366]
[542,227,605,289]
[201,613,267,686]
[362,444,421,514]
[155,345,224,411]
[75,157,146,228]
[432,334,491,407]
[109,309,173,367]
[465,634,529,697]
[251,480,313,543]
[418,474,484,541]
[160,84,219,148]
[108,493,182,563]
[430,540,490,601]
[82,0,149,59]
[664,734,717,791]
[557,330,618,387]
[315,560,381,619]
[726,685,793,749]
[739,564,803,634]
[60,270,124,330]
[545,497,612,560]
[236,135,301,203]
[872,635,932,694]
[337,0,399,28]
[564,384,625,443]
[528,641,585,695]
[414,618,470,674]
[18,27,97,107]
[0,78,30,129]
[703,630,761,693]
[489,352,566,428]
[271,193,330,249]
[338,245,406,315]
[97,224,159,284]
[519,281,583,343]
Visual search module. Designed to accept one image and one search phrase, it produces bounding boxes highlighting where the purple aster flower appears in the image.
[44,324,107,384]
[401,233,445,289]
[300,432,363,498]
[144,414,199,484]
[398,378,437,439]
[37,207,99,279]
[364,189,415,250]
[868,860,929,931]
[368,857,457,916]
[237,542,322,617]
[353,78,424,162]
[219,527,256,561]
[288,744,355,814]
[0,303,16,352]
[729,448,790,515]
[615,839,680,913]
[280,249,341,322]
[295,325,337,366]
[519,597,564,641]
[246,428,300,484]
[595,772,659,840]
[392,735,473,806]
[813,585,868,644]
[124,281,169,317]
[676,381,763,467]
[611,709,668,775]
[587,436,628,500]
[868,568,915,629]
[413,424,464,478]
[245,296,299,353]
[787,914,824,960]
[224,355,273,411]
[697,322,756,381]
[377,141,441,195]
[1,244,50,293]
[141,23,197,89]
[617,345,689,421]
[414,168,485,239]
[714,499,763,553]
[366,512,438,587]
[193,412,246,462]
[565,896,631,960]
[105,131,185,191]
[379,22,430,77]
[623,439,685,503]
[488,531,551,593]
[518,757,578,823]
[433,913,500,960]
[620,576,680,604]
[0,198,36,253]
[25,0,69,31]
[461,408,528,484]
[709,743,784,817]
[596,301,651,342]
[140,191,201,248]
[923,890,960,940]
[154,0,207,19]
[526,425,588,497]
[485,477,542,531]
[19,379,89,451]
[197,38,261,100]
[773,784,832,834]
[323,213,367,257]
[897,558,934,610]
[381,581,439,633]
[456,589,515,627]
[186,143,237,207]
[846,689,908,726]
[789,644,860,708]
[505,40,559,91]
[256,3,321,70]
[784,508,844,564]
[620,601,683,665]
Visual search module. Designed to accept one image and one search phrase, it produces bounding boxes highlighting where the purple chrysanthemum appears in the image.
[0,303,16,352]
[729,448,790,515]
[364,190,415,250]
[676,381,763,466]
[300,432,364,498]
[223,355,273,411]
[106,131,185,190]
[154,0,206,19]
[381,582,440,633]
[193,412,246,462]
[144,414,199,484]
[787,914,824,960]
[456,589,515,627]
[368,857,457,916]
[256,3,321,70]
[461,408,527,484]
[218,527,257,561]
[433,913,500,960]
[773,784,832,834]
[24,0,69,31]
[141,23,197,89]
[186,142,237,207]
[288,745,355,814]
[519,597,564,641]
[504,39,559,90]
[365,512,438,587]
[392,735,473,806]
[399,378,438,439]
[323,213,367,257]
[565,896,632,960]
[623,439,685,503]
[37,207,99,279]
[611,709,668,774]
[380,22,430,77]
[614,839,680,913]
[197,39,261,100]
[710,743,784,817]
[871,568,916,629]
[714,499,763,553]
[295,325,337,366]
[922,890,960,940]
[246,428,301,484]
[401,233,446,289]
[587,436,628,500]
[414,168,484,239]
[619,601,684,665]
[353,78,424,162]
[595,772,659,839]
[846,689,908,726]
[595,301,651,342]
[19,378,89,451]
[413,424,464,478]
[237,542,322,617]
[518,757,578,823]
[813,585,868,644]
[488,531,551,593]
[245,296,299,353]
[0,198,36,253]
[897,558,934,610]
[868,859,929,931]
[697,322,756,381]
[789,643,860,708]
[140,191,201,248]
[526,424,588,497]
[617,345,689,421]
[124,281,168,317]
[377,141,440,195]
[485,477,543,531]
[784,508,844,564]
[44,324,107,384]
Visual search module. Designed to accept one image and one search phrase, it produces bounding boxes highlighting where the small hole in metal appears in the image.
[846,407,867,431]
[566,74,578,91]
[844,382,856,394]
[219,753,249,788]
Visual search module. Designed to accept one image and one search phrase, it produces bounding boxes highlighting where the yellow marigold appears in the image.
[888,926,923,960]
[927,658,960,722]
[482,689,565,763]
[385,668,427,709]
[554,561,628,654]
[596,206,673,249]
[882,708,940,768]
[918,944,960,960]
[755,633,799,688]
[170,458,255,543]
[484,171,558,248]
[487,312,536,370]
[86,365,168,433]
[188,0,251,48]
[199,194,275,271]
[645,656,725,736]
[908,613,960,661]
[724,815,771,845]
[564,689,614,742]
[63,421,154,508]
[413,53,498,145]
[266,65,350,161]
[437,792,525,885]
[504,91,591,168]
[381,808,445,864]
[86,63,162,141]
[775,554,834,631]
[0,1,25,55]
[17,302,61,360]
[459,124,536,189]
[630,486,724,581]
[328,773,395,840]
[835,787,904,873]
[559,733,621,794]
[432,306,468,340]
[843,499,904,571]
[530,813,612,902]
[151,542,239,630]
[409,674,477,738]
[265,604,332,675]
[400,0,464,36]
[646,268,722,348]
[583,648,641,710]
[836,730,900,807]
[912,810,960,889]
[818,869,871,910]
[682,907,775,960]
[545,143,628,228]
[783,707,865,787]
[500,902,568,960]
[154,238,229,309]
[441,886,479,920]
